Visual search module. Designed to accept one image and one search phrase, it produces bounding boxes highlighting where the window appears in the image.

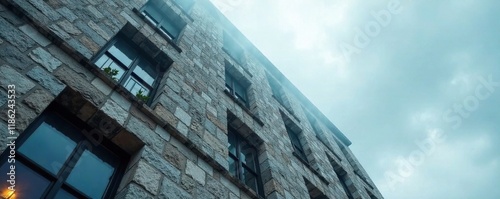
[141,0,186,40]
[285,125,308,163]
[223,31,245,64]
[327,154,353,199]
[173,0,195,12]
[94,36,164,103]
[304,177,329,199]
[0,110,128,199]
[225,70,248,107]
[227,128,264,196]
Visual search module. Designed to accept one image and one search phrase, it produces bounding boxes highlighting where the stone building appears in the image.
[0,0,383,198]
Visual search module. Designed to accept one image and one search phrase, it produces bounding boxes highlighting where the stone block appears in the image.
[26,66,66,96]
[0,17,35,52]
[101,99,128,125]
[142,147,181,183]
[0,65,35,95]
[19,24,51,47]
[116,182,154,199]
[91,77,112,95]
[132,160,162,195]
[28,47,62,72]
[158,177,192,199]
[174,107,191,126]
[185,160,206,185]
[23,89,54,114]
[0,44,34,71]
[54,66,105,106]
[126,116,164,154]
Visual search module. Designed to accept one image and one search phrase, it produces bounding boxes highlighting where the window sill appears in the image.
[223,48,253,78]
[132,8,183,53]
[224,90,264,126]
[223,172,265,199]
[292,152,330,185]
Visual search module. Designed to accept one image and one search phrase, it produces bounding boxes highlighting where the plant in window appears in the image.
[103,66,119,81]
[135,89,150,102]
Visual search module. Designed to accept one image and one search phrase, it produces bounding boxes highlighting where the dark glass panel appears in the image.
[228,131,237,156]
[0,161,51,198]
[66,150,116,199]
[242,167,258,192]
[54,188,79,199]
[240,141,257,172]
[124,77,150,96]
[233,81,246,101]
[160,17,179,39]
[108,39,137,67]
[18,122,77,175]
[228,156,238,178]
[134,60,156,86]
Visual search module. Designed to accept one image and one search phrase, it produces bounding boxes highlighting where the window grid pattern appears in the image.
[225,71,248,107]
[94,37,159,102]
[285,126,308,163]
[227,128,264,196]
[141,0,185,40]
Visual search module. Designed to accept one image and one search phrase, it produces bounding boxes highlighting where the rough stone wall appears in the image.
[0,0,383,198]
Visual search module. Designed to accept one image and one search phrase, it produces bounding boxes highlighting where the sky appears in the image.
[209,0,500,198]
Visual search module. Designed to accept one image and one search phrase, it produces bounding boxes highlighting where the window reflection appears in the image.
[18,122,77,175]
[66,150,116,199]
[0,161,51,198]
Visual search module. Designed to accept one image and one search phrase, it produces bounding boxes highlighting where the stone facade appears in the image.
[0,0,383,198]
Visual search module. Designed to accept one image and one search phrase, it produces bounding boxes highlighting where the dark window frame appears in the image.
[227,127,264,197]
[285,125,308,164]
[225,70,249,107]
[0,104,129,199]
[92,35,166,105]
[141,0,187,41]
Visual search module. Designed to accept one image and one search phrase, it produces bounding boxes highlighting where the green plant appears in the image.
[135,89,150,102]
[103,66,119,81]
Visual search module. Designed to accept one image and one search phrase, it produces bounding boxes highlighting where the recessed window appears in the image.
[267,75,285,105]
[285,124,308,163]
[0,111,128,198]
[223,31,245,64]
[141,0,187,40]
[225,70,248,107]
[304,177,328,199]
[227,127,264,196]
[327,154,354,199]
[94,36,167,103]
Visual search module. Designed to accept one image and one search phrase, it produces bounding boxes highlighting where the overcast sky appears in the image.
[210,0,500,198]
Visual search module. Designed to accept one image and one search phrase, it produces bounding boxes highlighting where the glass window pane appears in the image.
[228,131,237,156]
[234,82,246,100]
[18,122,77,175]
[225,72,232,89]
[240,141,257,171]
[242,167,258,192]
[143,0,163,23]
[228,156,238,178]
[54,189,79,199]
[124,77,150,96]
[160,18,179,39]
[108,39,137,67]
[134,60,156,86]
[66,150,116,199]
[0,161,51,199]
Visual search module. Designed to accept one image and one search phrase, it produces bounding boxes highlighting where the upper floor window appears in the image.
[141,0,187,40]
[94,36,166,103]
[327,154,354,199]
[227,128,264,196]
[223,31,245,65]
[225,69,248,107]
[0,110,128,198]
[285,124,308,163]
[267,75,285,105]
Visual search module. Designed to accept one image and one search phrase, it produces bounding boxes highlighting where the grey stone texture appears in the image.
[0,0,383,199]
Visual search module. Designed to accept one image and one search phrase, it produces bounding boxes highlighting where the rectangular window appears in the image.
[0,110,128,199]
[305,111,321,137]
[227,128,264,197]
[94,36,166,103]
[225,70,248,107]
[141,0,186,40]
[267,75,285,105]
[223,31,245,64]
[285,125,308,163]
[327,154,354,199]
